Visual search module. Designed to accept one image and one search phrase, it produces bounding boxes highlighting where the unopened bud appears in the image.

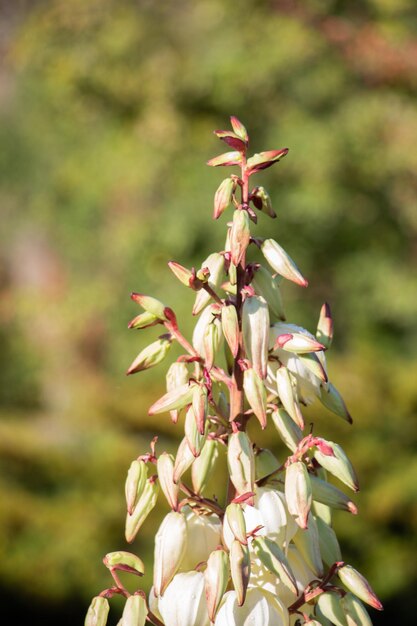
[131,293,169,321]
[230,539,250,606]
[246,148,289,174]
[271,408,303,452]
[173,437,195,483]
[251,265,285,321]
[214,177,235,219]
[261,239,308,287]
[168,261,193,287]
[85,596,110,626]
[252,537,298,595]
[185,404,207,457]
[221,304,240,357]
[319,383,352,423]
[148,382,196,416]
[203,316,222,370]
[207,151,242,167]
[191,438,219,495]
[153,511,187,596]
[166,361,189,423]
[310,475,358,514]
[276,366,304,429]
[193,253,224,315]
[225,503,247,544]
[125,477,159,543]
[251,186,276,218]
[317,302,334,349]
[314,440,359,492]
[338,564,383,611]
[315,515,342,567]
[227,431,255,497]
[242,295,270,379]
[204,549,229,622]
[341,592,373,626]
[243,367,267,429]
[275,332,325,354]
[128,311,160,330]
[299,352,328,383]
[125,459,147,515]
[120,595,147,626]
[230,116,249,142]
[230,209,250,266]
[285,461,312,529]
[292,513,323,577]
[103,551,144,576]
[157,453,179,510]
[316,591,347,626]
[192,304,218,355]
[126,334,172,375]
[192,384,208,436]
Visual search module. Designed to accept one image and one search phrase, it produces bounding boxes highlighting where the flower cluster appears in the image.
[85,118,382,626]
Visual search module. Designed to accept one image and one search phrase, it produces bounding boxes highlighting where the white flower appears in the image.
[215,588,289,626]
[158,571,210,626]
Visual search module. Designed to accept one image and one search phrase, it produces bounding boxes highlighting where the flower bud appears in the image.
[316,302,333,349]
[276,366,304,429]
[251,186,276,218]
[158,571,210,626]
[230,116,249,142]
[316,591,347,626]
[271,408,303,452]
[203,315,222,370]
[157,452,179,510]
[214,588,289,626]
[246,148,289,174]
[166,361,189,423]
[153,511,187,596]
[214,177,235,219]
[173,437,195,483]
[207,151,242,167]
[230,539,251,606]
[299,352,328,383]
[128,311,160,330]
[193,254,225,315]
[243,367,267,429]
[251,265,285,321]
[252,537,298,595]
[85,596,110,626]
[125,459,147,515]
[314,440,359,492]
[192,384,208,436]
[205,549,230,621]
[230,209,250,266]
[310,475,358,514]
[242,295,270,379]
[192,438,219,495]
[274,332,325,354]
[227,431,255,497]
[168,261,193,287]
[225,503,247,544]
[292,513,323,577]
[315,515,342,567]
[131,293,169,321]
[125,477,159,543]
[120,595,147,626]
[185,404,206,457]
[103,551,144,576]
[319,383,352,424]
[261,239,308,287]
[221,304,240,357]
[337,564,383,611]
[285,461,312,529]
[255,448,280,481]
[192,304,218,354]
[341,593,373,626]
[148,382,196,416]
[126,334,172,375]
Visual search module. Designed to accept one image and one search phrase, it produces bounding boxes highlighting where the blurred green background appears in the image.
[0,0,416,624]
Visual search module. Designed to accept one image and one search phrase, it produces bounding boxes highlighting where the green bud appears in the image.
[242,295,270,379]
[314,440,359,492]
[214,177,235,219]
[153,511,187,596]
[285,461,312,529]
[204,549,230,622]
[255,448,280,481]
[130,293,168,320]
[276,366,304,429]
[251,265,285,321]
[298,352,328,383]
[251,186,276,218]
[227,431,255,497]
[230,539,250,606]
[173,437,195,483]
[85,596,110,626]
[310,475,358,514]
[261,239,308,287]
[184,404,206,457]
[203,315,222,371]
[230,116,249,142]
[341,593,373,626]
[337,564,383,611]
[221,304,240,357]
[243,367,268,429]
[319,383,352,423]
[230,209,251,266]
[191,438,219,495]
[225,503,247,544]
[246,148,288,174]
[292,513,323,577]
[315,515,342,567]
[252,537,298,595]
[271,408,303,452]
[103,551,144,576]
[148,382,196,415]
[316,303,333,349]
[193,253,224,315]
[120,595,147,626]
[128,311,160,330]
[157,452,179,510]
[126,333,172,375]
[316,591,348,626]
[207,151,242,167]
[125,477,159,543]
[125,459,147,515]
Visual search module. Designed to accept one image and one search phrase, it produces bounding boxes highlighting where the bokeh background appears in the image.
[0,0,416,624]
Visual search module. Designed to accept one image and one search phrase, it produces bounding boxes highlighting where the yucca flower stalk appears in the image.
[85,118,382,626]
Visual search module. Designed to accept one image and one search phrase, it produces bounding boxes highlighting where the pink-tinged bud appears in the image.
[166,361,189,423]
[271,408,303,452]
[250,186,276,218]
[193,384,208,435]
[130,293,169,320]
[230,539,250,606]
[207,151,242,167]
[191,438,219,495]
[126,334,172,375]
[314,440,359,492]
[310,474,358,514]
[221,304,240,357]
[251,537,298,595]
[214,177,235,219]
[125,459,147,515]
[85,596,109,626]
[159,572,210,626]
[299,352,328,383]
[168,261,193,287]
[103,551,145,576]
[274,332,326,354]
[230,116,249,143]
[341,592,373,626]
[319,382,352,423]
[251,265,285,321]
[242,295,270,379]
[316,591,348,626]
[185,404,207,456]
[230,209,250,266]
[205,549,229,622]
[120,594,147,626]
[193,254,224,315]
[157,453,179,510]
[243,367,267,429]
[254,448,280,481]
[214,130,247,152]
[128,311,160,330]
[225,503,247,544]
[292,513,323,577]
[315,515,342,567]
[153,511,187,596]
[338,565,383,611]
[173,437,195,483]
[215,588,289,626]
[227,431,255,497]
[125,477,159,543]
[148,382,196,415]
[246,148,289,174]
[276,366,304,429]
[285,461,312,529]
[317,302,334,349]
[261,239,308,287]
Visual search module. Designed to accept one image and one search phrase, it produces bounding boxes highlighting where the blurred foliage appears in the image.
[0,0,416,624]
